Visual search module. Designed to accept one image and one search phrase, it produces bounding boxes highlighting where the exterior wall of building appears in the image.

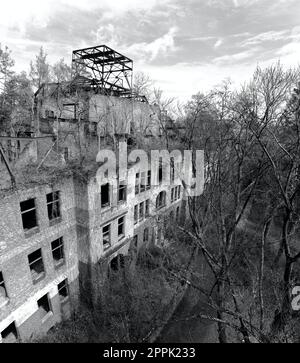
[36,89,161,139]
[0,85,187,342]
[88,94,161,136]
[0,177,79,342]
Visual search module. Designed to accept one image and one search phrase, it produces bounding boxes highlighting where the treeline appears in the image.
[176,63,300,343]
[0,45,73,133]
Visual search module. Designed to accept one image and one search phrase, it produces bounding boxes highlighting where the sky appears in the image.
[1,0,300,101]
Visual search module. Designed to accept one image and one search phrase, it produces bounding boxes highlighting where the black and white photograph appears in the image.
[0,0,300,347]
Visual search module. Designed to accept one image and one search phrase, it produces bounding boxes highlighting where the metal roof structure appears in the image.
[72,45,133,96]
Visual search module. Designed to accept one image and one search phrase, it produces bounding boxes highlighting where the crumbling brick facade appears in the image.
[0,56,187,341]
[0,177,79,342]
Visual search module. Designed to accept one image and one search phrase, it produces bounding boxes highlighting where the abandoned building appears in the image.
[0,45,186,342]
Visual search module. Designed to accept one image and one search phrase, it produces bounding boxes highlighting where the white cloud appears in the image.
[95,25,178,62]
[213,48,257,65]
[240,30,289,47]
[214,39,223,48]
[276,40,300,66]
[128,27,178,62]
[0,0,170,29]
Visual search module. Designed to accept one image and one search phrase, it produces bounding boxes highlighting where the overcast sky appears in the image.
[1,0,300,101]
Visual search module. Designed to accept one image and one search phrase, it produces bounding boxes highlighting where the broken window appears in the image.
[118,182,127,203]
[136,171,149,194]
[118,216,125,238]
[156,191,166,210]
[51,237,64,267]
[110,254,125,271]
[145,199,150,217]
[158,160,163,184]
[143,228,149,243]
[58,279,69,303]
[28,249,45,282]
[135,173,140,195]
[47,191,61,221]
[64,147,69,161]
[178,186,181,199]
[37,294,52,320]
[171,188,175,203]
[1,322,18,343]
[134,205,138,224]
[140,172,146,192]
[0,271,8,304]
[139,202,144,221]
[20,198,38,232]
[176,206,180,221]
[147,170,151,190]
[101,183,110,208]
[133,235,138,249]
[170,159,175,183]
[102,224,111,250]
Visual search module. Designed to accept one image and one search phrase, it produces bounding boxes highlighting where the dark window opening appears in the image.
[102,224,111,250]
[158,160,163,184]
[28,249,45,282]
[156,191,166,209]
[110,254,125,272]
[176,206,180,220]
[147,170,151,189]
[47,191,61,221]
[143,228,149,243]
[135,173,140,195]
[170,159,175,183]
[20,198,37,231]
[101,183,110,208]
[134,205,138,224]
[37,294,52,320]
[171,188,175,203]
[118,216,125,238]
[51,237,64,267]
[145,199,150,217]
[64,147,69,161]
[0,271,8,303]
[140,172,146,192]
[139,202,144,221]
[58,279,69,302]
[1,322,18,343]
[133,235,138,249]
[118,183,127,203]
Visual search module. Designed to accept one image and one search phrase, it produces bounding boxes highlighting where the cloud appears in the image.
[213,48,258,65]
[94,25,178,62]
[214,39,223,48]
[240,30,290,47]
[1,0,300,101]
[127,27,178,62]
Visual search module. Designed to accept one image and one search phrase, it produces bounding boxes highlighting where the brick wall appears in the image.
[0,177,79,341]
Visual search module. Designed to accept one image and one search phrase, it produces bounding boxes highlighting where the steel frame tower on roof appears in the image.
[72,45,133,96]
